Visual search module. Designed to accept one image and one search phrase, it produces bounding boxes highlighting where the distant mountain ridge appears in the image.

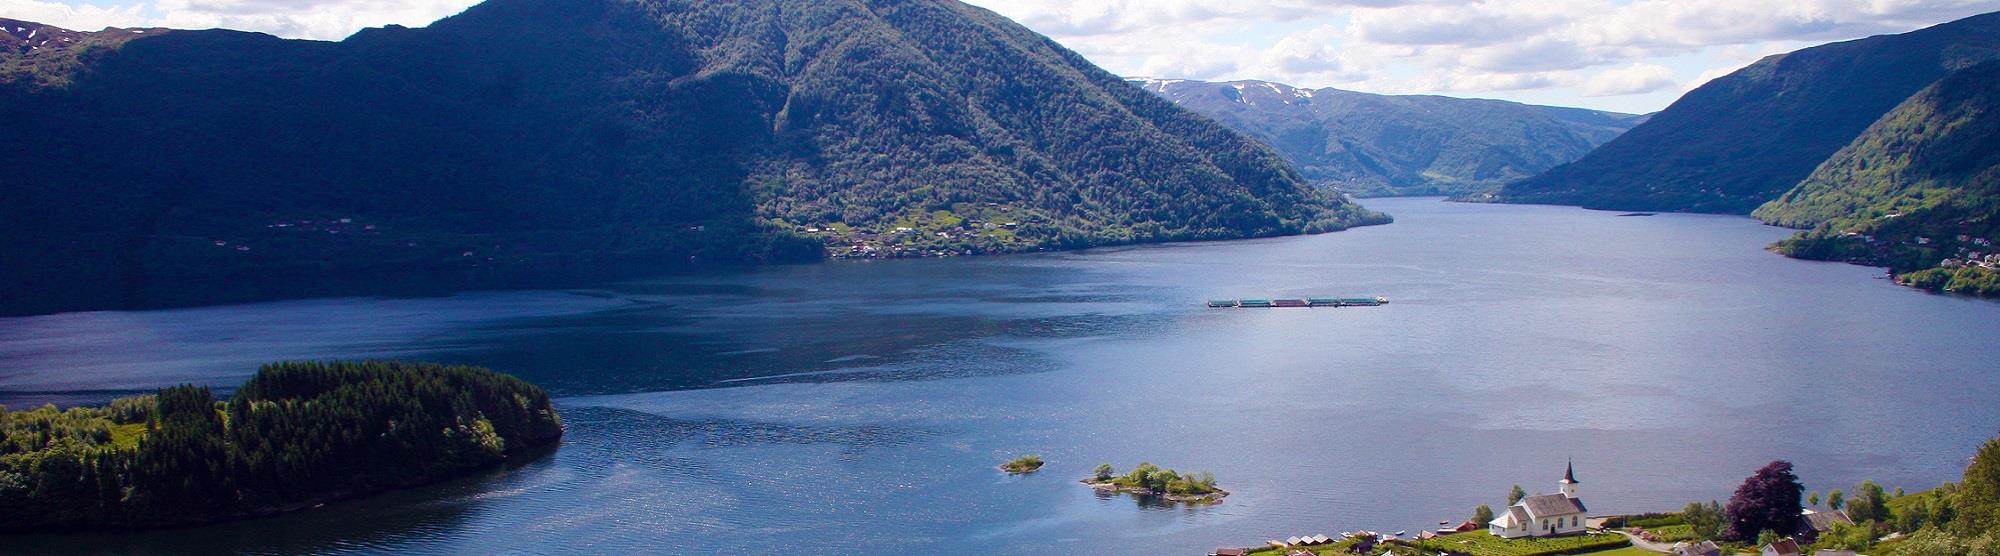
[0,0,1383,316]
[1135,78,1647,197]
[1491,11,2000,213]
[0,17,166,86]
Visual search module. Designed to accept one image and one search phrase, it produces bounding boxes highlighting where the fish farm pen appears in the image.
[1207,297,1388,308]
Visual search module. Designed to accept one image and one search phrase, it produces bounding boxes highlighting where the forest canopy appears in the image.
[0,361,563,530]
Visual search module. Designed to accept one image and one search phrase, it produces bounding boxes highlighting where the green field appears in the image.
[1574,547,1661,556]
[108,422,148,449]
[1243,538,1362,555]
[1400,531,1631,556]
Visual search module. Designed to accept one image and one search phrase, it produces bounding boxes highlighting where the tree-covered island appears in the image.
[999,455,1045,474]
[1085,462,1227,504]
[0,361,563,531]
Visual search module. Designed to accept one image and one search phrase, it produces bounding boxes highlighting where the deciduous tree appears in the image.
[1851,480,1891,523]
[1684,500,1726,540]
[1726,460,1806,542]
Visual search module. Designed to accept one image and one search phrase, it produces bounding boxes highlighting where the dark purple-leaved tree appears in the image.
[1725,460,1806,542]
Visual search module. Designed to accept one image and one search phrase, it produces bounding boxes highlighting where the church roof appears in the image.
[1519,493,1587,519]
[1491,506,1527,528]
[1563,461,1578,483]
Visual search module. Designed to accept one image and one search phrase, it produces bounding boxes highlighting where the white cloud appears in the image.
[973,0,2000,110]
[0,0,477,39]
[148,0,473,40]
[0,0,149,31]
[1582,63,1676,96]
[3,0,1995,110]
[1349,2,1567,47]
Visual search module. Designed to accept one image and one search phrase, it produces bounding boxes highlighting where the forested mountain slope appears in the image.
[0,0,1382,315]
[1756,60,2000,296]
[1491,12,2000,213]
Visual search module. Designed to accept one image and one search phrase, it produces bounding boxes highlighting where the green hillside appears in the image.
[1755,60,2000,296]
[1491,12,2000,213]
[0,0,1382,316]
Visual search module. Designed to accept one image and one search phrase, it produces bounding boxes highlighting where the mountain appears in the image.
[0,0,1384,316]
[1490,12,2000,213]
[1135,78,1646,197]
[1754,60,2000,296]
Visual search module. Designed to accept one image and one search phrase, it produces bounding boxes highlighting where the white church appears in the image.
[1489,462,1590,538]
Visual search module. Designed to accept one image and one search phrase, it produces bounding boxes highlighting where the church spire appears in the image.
[1559,459,1579,498]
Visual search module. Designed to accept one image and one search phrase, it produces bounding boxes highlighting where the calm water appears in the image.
[5,198,1998,555]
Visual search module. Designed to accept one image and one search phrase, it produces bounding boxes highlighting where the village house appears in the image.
[1673,540,1723,556]
[1761,537,1803,556]
[1489,463,1590,538]
[1801,508,1854,541]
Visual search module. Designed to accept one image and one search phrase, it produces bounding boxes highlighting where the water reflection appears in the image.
[5,451,554,555]
[3,199,1999,554]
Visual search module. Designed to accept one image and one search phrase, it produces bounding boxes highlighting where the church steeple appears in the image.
[1559,459,1579,498]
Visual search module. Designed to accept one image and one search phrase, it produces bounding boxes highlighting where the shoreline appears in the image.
[0,436,562,535]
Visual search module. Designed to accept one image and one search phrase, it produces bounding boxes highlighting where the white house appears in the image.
[1490,463,1590,538]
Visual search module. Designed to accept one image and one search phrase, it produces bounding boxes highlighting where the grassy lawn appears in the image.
[1243,539,1359,555]
[1571,547,1662,556]
[109,422,148,449]
[1401,531,1631,556]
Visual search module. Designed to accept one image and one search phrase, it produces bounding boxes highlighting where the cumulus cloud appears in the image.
[1349,2,1566,47]
[0,0,477,39]
[2,0,1995,110]
[972,0,2000,109]
[979,0,1452,37]
[1582,63,1677,96]
[148,0,474,40]
[0,0,150,31]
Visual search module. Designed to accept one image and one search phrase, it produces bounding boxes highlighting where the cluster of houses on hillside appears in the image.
[1672,538,1856,556]
[1658,508,1856,556]
[1212,462,1875,556]
[1679,532,1858,556]
[1940,251,2000,270]
[1834,231,1998,270]
[817,220,1022,260]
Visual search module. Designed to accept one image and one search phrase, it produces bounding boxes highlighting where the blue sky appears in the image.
[6,0,1998,113]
